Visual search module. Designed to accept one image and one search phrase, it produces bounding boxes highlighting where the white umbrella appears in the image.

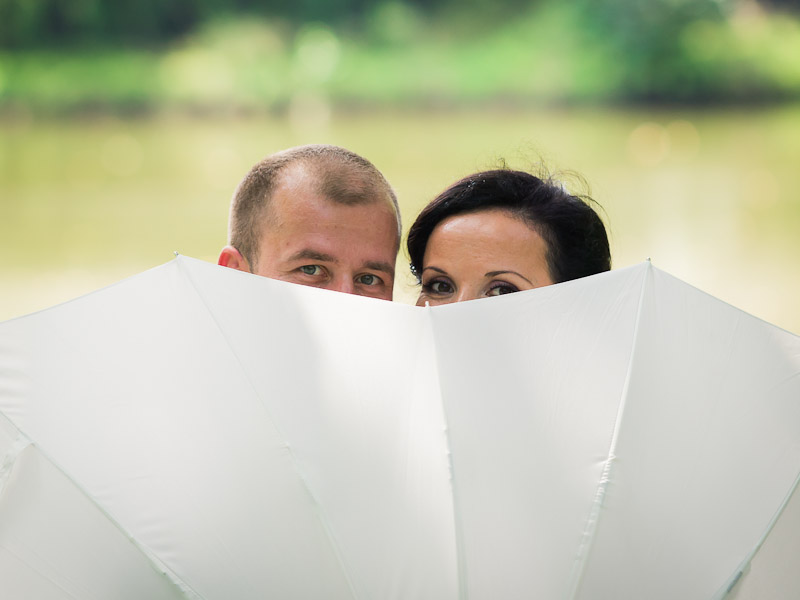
[0,256,798,599]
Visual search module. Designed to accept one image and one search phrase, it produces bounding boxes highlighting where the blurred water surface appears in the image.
[1,106,798,333]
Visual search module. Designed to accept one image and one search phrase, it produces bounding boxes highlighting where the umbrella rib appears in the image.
[0,423,31,506]
[0,433,86,600]
[565,261,654,600]
[176,257,361,600]
[0,413,206,600]
[711,467,800,599]
[424,304,469,600]
[1,544,82,600]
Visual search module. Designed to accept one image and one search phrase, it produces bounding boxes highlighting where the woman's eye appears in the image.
[357,274,382,286]
[487,283,519,296]
[299,265,323,276]
[428,280,453,294]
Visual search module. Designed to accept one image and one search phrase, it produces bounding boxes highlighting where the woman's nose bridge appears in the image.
[456,286,477,303]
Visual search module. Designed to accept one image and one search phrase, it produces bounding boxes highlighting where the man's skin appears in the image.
[218,162,399,300]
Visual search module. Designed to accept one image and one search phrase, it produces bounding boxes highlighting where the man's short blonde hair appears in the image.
[228,144,401,267]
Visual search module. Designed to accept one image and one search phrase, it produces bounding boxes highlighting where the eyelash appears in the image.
[422,278,453,294]
[357,274,383,286]
[299,265,324,276]
[487,281,520,295]
[422,279,520,297]
[299,266,383,286]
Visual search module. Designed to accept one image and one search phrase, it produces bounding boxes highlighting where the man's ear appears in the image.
[218,246,251,273]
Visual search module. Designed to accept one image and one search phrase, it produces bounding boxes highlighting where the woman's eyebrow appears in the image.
[485,270,533,285]
[422,266,448,275]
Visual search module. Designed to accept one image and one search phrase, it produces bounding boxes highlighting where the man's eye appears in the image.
[299,265,323,276]
[357,274,382,286]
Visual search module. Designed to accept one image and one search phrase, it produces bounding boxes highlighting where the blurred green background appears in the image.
[1,0,799,332]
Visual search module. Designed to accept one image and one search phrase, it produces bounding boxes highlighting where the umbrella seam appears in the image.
[710,467,800,599]
[0,542,82,600]
[176,255,361,600]
[0,423,204,600]
[0,266,204,600]
[0,426,31,504]
[565,261,653,600]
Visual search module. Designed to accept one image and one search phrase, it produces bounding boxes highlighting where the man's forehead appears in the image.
[268,162,397,223]
[266,192,398,248]
[267,190,396,228]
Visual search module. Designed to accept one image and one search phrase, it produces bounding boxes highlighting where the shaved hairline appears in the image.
[228,145,401,267]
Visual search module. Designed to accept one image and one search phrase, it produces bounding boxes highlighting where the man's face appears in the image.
[245,167,398,300]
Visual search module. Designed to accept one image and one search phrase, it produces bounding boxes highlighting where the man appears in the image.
[218,145,401,300]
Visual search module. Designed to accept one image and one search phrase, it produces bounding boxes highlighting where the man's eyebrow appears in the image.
[287,249,338,263]
[365,261,395,276]
[485,270,533,285]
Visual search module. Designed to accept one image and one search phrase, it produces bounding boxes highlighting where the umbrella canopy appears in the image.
[0,256,798,599]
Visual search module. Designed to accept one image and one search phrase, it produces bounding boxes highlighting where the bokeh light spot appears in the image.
[293,24,341,84]
[666,120,701,159]
[628,122,670,166]
[160,50,235,102]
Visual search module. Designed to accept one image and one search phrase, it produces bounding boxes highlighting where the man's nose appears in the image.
[327,277,356,296]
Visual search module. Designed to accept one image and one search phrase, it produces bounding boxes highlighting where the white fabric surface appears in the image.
[0,256,797,599]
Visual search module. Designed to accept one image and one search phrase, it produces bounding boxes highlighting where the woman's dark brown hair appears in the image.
[407,169,610,284]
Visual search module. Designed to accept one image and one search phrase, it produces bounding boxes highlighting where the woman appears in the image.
[407,168,611,306]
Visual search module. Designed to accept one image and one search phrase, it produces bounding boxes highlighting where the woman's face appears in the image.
[416,208,554,306]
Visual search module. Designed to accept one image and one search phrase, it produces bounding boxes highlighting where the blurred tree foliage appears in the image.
[572,0,728,101]
[2,0,799,107]
[0,0,208,47]
[1,0,781,48]
[0,0,422,47]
